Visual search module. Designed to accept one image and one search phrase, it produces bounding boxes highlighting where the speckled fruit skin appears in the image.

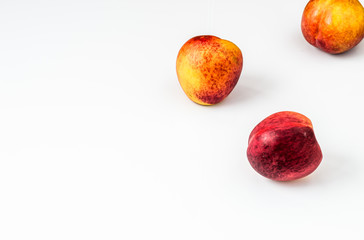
[301,0,364,54]
[247,111,323,181]
[176,35,243,105]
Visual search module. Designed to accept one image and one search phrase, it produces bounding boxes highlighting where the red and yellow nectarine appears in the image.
[176,35,243,105]
[301,0,364,54]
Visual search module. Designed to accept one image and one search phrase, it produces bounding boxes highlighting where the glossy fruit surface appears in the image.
[247,111,323,181]
[301,0,364,54]
[176,35,243,105]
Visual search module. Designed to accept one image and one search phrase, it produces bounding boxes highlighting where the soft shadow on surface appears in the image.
[329,42,364,59]
[290,31,317,54]
[291,31,364,58]
[213,73,271,107]
[270,175,314,187]
[270,152,358,188]
[312,152,359,185]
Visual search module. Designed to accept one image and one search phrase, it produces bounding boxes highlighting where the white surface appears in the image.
[0,0,364,239]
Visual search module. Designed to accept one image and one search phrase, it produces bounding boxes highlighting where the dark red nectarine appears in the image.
[247,111,323,181]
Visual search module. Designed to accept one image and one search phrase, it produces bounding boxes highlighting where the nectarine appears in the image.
[247,111,323,181]
[301,0,364,54]
[176,35,243,105]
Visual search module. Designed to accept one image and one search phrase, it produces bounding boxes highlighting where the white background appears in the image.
[1,0,364,239]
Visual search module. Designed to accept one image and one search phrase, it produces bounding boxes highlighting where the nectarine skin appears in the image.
[301,0,364,54]
[176,35,243,105]
[247,112,323,181]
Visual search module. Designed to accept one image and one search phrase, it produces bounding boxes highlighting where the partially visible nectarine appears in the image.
[176,35,243,105]
[301,0,364,54]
